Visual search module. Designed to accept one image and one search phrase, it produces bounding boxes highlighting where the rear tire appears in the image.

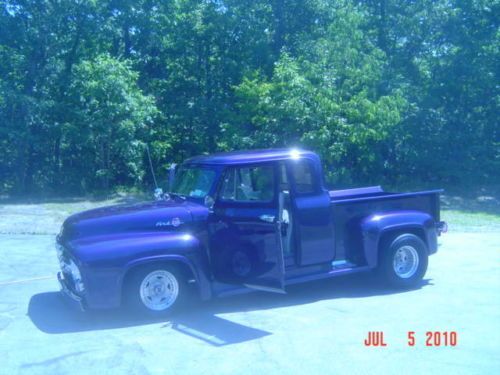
[124,264,188,317]
[378,233,428,288]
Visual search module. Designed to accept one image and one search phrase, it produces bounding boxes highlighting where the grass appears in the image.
[441,209,500,233]
[0,195,144,235]
[440,191,500,232]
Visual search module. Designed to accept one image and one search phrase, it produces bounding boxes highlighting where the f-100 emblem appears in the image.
[156,217,183,227]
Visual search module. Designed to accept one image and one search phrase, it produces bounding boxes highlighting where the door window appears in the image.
[220,165,275,202]
[290,159,317,194]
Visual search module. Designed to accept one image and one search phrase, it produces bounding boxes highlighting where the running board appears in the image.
[285,265,371,286]
[243,284,287,294]
[331,260,357,270]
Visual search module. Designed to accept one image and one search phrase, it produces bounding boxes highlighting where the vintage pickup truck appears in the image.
[56,149,447,315]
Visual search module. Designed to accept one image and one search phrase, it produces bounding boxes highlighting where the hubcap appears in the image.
[393,246,419,279]
[139,270,179,311]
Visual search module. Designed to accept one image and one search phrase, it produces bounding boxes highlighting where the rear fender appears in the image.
[360,210,437,268]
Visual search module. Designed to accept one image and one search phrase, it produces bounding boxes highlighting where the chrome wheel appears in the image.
[393,245,419,278]
[139,270,179,311]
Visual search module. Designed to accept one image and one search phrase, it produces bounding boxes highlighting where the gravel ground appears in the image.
[0,202,499,375]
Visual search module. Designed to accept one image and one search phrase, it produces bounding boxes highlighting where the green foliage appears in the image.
[231,5,408,184]
[68,54,157,191]
[0,0,497,196]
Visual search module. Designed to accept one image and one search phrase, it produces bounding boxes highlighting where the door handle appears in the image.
[259,214,275,223]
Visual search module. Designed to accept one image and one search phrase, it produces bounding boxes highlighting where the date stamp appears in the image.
[364,331,458,347]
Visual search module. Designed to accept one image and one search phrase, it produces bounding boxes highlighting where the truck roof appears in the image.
[185,148,317,165]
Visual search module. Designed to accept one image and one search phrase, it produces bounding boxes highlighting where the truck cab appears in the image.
[56,149,447,315]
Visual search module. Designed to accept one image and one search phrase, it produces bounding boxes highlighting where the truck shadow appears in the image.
[28,273,431,346]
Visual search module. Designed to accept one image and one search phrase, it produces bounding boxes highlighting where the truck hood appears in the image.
[60,198,208,242]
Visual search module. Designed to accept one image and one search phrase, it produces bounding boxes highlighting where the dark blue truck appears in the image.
[56,149,447,315]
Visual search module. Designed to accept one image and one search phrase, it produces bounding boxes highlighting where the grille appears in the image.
[56,242,78,293]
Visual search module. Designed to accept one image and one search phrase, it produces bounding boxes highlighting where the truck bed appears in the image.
[329,186,443,264]
[329,186,441,212]
[329,185,387,200]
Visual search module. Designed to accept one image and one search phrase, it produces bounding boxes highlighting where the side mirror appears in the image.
[168,163,177,191]
[154,188,164,201]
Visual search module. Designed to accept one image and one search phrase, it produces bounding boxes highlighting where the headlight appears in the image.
[68,260,85,293]
[57,242,85,293]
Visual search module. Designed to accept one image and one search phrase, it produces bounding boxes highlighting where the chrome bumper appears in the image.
[57,272,85,311]
[436,221,448,235]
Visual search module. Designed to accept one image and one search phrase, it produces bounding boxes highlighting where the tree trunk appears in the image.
[272,0,286,57]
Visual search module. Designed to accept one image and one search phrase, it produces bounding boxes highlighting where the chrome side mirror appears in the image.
[168,163,177,191]
[154,188,164,201]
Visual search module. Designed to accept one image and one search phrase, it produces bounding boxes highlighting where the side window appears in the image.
[220,165,275,202]
[290,160,316,194]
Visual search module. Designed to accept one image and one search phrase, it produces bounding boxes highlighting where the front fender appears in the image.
[68,232,212,309]
[120,252,212,302]
[360,210,437,268]
[70,232,201,265]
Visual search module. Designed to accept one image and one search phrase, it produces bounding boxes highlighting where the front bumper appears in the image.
[57,272,86,311]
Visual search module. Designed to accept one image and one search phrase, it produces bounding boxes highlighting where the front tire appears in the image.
[378,233,428,288]
[124,265,187,316]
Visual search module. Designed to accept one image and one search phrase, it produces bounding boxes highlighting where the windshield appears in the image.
[171,166,216,198]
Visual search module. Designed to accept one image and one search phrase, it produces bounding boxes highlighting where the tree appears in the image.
[230,3,407,185]
[67,54,157,191]
[0,0,497,196]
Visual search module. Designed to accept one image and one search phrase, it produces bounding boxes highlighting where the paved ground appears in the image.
[0,225,499,374]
